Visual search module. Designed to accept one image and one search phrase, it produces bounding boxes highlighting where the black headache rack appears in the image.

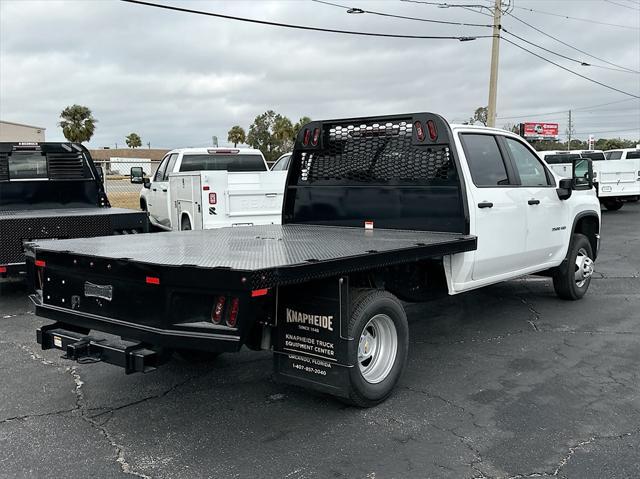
[0,142,149,275]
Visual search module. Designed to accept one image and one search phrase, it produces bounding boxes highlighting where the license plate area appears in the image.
[84,281,113,301]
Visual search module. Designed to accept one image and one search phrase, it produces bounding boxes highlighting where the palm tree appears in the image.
[126,133,142,148]
[227,125,246,147]
[59,105,97,143]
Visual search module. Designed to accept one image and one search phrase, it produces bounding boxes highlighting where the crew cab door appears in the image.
[459,133,529,280]
[149,153,178,228]
[502,136,568,266]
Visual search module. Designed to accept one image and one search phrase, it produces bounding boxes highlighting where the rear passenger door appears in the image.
[502,136,568,266]
[154,153,179,228]
[459,133,529,281]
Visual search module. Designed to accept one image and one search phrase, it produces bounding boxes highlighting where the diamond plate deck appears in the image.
[31,224,476,274]
[0,207,137,220]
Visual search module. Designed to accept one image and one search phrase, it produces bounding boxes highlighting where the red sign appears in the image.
[521,122,559,140]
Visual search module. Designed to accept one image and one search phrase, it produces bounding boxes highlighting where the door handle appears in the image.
[478,202,493,209]
[152,188,157,192]
[528,199,540,205]
[162,189,167,193]
[265,193,278,197]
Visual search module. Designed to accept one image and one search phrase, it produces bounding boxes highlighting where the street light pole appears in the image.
[487,0,502,128]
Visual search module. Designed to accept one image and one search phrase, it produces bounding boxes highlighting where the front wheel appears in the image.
[553,233,594,300]
[345,290,408,407]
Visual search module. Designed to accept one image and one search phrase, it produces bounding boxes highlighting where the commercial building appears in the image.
[0,121,46,142]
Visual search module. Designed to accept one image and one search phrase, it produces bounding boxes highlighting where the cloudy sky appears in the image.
[1,0,638,148]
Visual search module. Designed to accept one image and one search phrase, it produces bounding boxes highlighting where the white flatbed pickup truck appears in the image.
[136,148,287,230]
[540,150,640,210]
[31,112,602,407]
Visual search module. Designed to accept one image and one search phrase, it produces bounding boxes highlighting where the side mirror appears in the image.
[95,166,104,184]
[557,178,572,200]
[572,158,593,190]
[130,166,144,184]
[143,178,151,189]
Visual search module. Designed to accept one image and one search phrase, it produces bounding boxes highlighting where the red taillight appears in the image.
[426,120,438,141]
[312,128,320,146]
[146,276,160,285]
[227,297,240,327]
[303,129,311,146]
[209,192,217,205]
[414,121,425,141]
[0,266,6,273]
[251,288,269,297]
[212,295,226,324]
[35,260,46,268]
[203,185,210,191]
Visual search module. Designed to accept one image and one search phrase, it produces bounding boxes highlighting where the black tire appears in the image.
[181,216,192,231]
[603,200,623,211]
[553,233,594,300]
[140,198,147,212]
[344,289,408,407]
[174,349,220,363]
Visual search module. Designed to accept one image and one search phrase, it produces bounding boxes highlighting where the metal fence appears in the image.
[94,159,161,210]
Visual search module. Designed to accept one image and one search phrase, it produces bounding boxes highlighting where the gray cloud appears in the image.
[1,0,638,148]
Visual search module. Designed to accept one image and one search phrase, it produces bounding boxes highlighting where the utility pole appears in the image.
[147,141,151,149]
[487,0,502,128]
[567,110,572,151]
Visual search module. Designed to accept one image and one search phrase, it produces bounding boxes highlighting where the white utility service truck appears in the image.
[540,150,640,210]
[135,148,287,230]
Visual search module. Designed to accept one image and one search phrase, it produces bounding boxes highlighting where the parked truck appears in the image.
[28,113,600,406]
[0,142,148,276]
[136,148,287,230]
[540,149,640,210]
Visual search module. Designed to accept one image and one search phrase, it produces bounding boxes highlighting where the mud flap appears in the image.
[273,277,353,398]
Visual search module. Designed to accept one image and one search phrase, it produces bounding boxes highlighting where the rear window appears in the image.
[606,151,623,160]
[626,150,640,159]
[8,152,48,179]
[542,153,581,165]
[579,152,605,161]
[460,134,510,187]
[179,154,266,172]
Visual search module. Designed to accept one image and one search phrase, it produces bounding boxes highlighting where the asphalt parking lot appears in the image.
[1,202,638,479]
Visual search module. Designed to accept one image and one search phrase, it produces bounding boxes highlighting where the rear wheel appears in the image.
[344,290,408,407]
[603,200,623,211]
[553,233,594,300]
[181,216,192,231]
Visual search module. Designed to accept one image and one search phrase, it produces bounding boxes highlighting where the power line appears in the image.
[399,0,494,18]
[511,5,640,30]
[120,0,491,41]
[603,0,640,11]
[571,127,640,135]
[505,12,640,74]
[501,29,639,74]
[497,99,639,120]
[313,0,494,28]
[501,37,640,99]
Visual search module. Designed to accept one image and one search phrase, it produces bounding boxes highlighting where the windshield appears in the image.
[579,152,605,161]
[271,154,291,171]
[179,154,266,172]
[542,153,581,165]
[605,151,623,160]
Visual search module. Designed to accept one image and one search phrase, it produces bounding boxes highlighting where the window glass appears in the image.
[505,138,550,186]
[162,153,178,181]
[271,154,291,171]
[153,156,170,182]
[8,152,48,179]
[461,134,510,187]
[179,154,267,172]
[543,153,581,165]
[574,159,591,188]
[606,151,622,160]
[579,152,605,161]
[626,151,640,159]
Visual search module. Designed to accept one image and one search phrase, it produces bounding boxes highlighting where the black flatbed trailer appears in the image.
[0,142,148,275]
[29,112,477,406]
